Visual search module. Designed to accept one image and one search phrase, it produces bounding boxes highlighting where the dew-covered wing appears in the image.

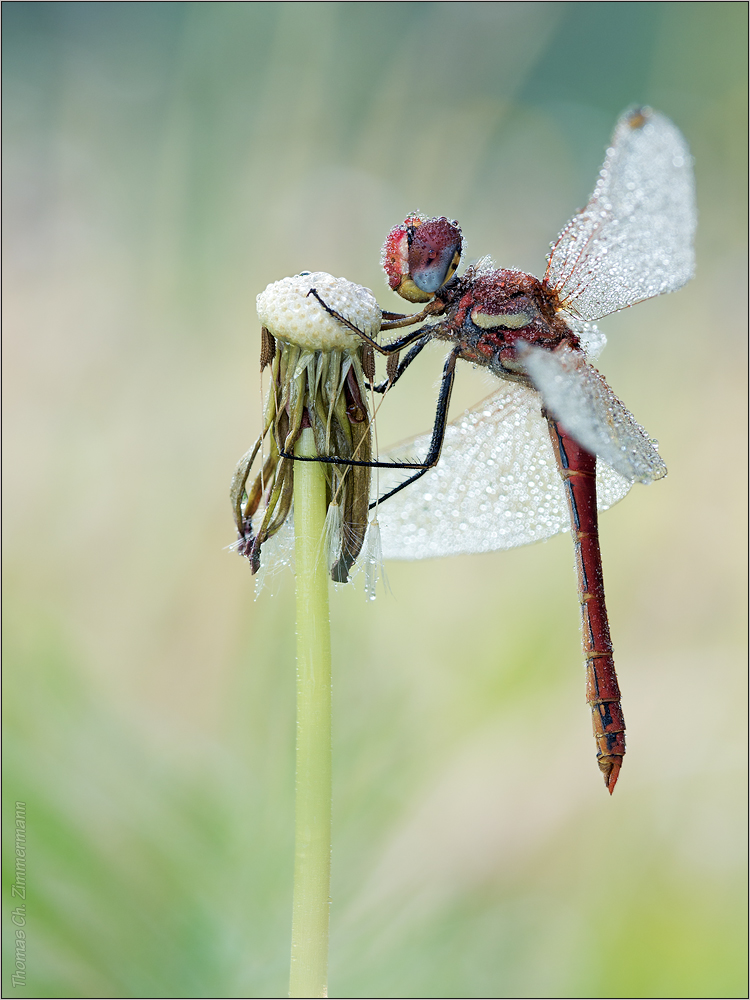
[373,382,632,561]
[519,343,667,484]
[545,107,696,321]
[567,316,606,360]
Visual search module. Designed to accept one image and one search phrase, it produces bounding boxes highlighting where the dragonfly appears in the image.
[297,107,696,792]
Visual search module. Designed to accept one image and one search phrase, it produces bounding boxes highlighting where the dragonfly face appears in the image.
[382,214,463,302]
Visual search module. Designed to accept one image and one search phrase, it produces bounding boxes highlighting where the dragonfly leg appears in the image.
[307,288,438,390]
[279,346,460,507]
[381,309,414,322]
[369,345,459,506]
[307,288,433,355]
[547,418,626,794]
[372,334,432,393]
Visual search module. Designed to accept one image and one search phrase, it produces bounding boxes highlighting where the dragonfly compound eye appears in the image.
[381,213,422,294]
[408,217,463,296]
[381,214,462,303]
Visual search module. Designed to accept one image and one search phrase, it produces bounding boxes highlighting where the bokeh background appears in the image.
[3,3,746,997]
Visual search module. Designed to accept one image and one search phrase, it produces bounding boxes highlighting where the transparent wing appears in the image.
[545,107,696,321]
[373,382,632,561]
[568,316,606,360]
[519,343,667,484]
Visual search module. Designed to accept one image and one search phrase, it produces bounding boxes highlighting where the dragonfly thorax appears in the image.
[429,267,577,380]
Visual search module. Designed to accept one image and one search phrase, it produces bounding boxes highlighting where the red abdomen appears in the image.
[547,418,626,793]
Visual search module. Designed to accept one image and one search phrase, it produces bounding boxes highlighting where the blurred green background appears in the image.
[3,3,746,997]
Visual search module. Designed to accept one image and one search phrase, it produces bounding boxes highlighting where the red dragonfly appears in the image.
[307,107,696,792]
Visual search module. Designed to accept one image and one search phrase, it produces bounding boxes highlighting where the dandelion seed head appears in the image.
[256,272,381,351]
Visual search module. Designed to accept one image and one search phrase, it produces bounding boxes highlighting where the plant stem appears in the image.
[289,427,332,999]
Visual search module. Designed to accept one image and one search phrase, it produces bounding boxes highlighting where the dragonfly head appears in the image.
[381,214,463,303]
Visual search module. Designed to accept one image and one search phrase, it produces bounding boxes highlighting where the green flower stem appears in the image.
[289,427,332,999]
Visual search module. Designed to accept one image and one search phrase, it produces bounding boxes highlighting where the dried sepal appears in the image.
[260,326,276,371]
[361,343,375,384]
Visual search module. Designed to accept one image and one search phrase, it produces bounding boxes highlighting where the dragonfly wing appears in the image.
[373,381,632,561]
[545,108,696,321]
[566,316,607,360]
[519,343,667,484]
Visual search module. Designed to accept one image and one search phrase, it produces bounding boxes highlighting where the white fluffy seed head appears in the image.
[256,272,381,351]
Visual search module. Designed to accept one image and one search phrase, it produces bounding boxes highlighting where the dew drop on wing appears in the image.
[545,109,696,322]
[519,344,667,485]
[373,381,633,562]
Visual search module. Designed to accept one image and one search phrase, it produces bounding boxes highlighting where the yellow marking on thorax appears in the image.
[471,309,531,330]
